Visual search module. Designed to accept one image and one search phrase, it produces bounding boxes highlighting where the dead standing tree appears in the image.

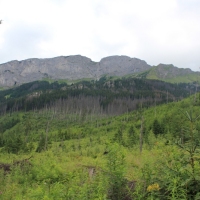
[140,116,144,154]
[78,164,136,200]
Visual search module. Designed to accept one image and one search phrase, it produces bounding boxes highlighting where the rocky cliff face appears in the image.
[0,55,151,87]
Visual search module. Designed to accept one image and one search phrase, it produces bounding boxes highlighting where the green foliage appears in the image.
[106,143,128,200]
[152,119,164,135]
[0,117,20,134]
[113,128,123,144]
[36,133,46,152]
[4,134,24,153]
[174,110,200,198]
[1,91,200,199]
[128,125,139,147]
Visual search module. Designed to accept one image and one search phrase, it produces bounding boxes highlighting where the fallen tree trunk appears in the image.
[0,156,33,174]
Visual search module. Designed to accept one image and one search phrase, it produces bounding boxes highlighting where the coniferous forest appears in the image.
[0,77,200,199]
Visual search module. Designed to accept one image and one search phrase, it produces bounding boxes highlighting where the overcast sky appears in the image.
[1,0,200,71]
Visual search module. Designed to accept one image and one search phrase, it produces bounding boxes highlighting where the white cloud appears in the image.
[0,0,200,70]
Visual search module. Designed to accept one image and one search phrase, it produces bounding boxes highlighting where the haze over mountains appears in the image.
[0,55,199,87]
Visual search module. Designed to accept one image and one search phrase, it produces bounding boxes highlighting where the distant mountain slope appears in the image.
[1,55,199,88]
[135,64,200,83]
[0,55,151,87]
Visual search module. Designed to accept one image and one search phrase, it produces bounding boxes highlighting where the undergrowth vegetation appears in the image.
[0,94,200,199]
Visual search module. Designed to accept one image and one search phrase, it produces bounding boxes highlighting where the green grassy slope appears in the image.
[133,65,200,84]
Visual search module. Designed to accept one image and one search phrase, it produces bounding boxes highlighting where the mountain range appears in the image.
[0,55,199,87]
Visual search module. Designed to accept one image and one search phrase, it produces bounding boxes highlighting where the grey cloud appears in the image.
[1,23,52,63]
[177,0,200,12]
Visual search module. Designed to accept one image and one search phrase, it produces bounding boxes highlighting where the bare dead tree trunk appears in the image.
[167,90,168,104]
[194,82,198,103]
[140,116,144,154]
[181,128,184,145]
[45,121,49,151]
[45,113,54,150]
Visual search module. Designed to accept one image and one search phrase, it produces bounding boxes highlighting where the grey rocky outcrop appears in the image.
[0,55,151,87]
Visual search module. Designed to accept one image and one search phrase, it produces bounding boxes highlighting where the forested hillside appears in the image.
[0,77,198,116]
[0,80,200,199]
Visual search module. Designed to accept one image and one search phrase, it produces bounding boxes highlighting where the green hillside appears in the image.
[133,65,200,84]
[0,88,200,199]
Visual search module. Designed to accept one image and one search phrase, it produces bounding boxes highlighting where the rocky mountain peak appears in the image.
[0,55,151,87]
